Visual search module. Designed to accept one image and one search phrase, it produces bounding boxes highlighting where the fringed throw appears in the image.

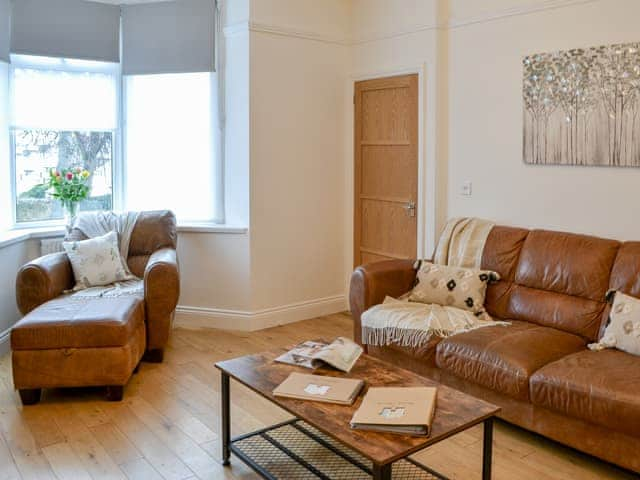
[361,297,510,348]
[433,217,495,268]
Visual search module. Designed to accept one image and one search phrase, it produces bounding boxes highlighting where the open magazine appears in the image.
[275,337,363,373]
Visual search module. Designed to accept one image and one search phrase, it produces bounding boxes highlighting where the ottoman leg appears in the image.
[106,386,124,402]
[143,348,164,363]
[19,389,41,406]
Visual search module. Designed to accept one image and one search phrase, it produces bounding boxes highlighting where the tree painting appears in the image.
[523,42,640,166]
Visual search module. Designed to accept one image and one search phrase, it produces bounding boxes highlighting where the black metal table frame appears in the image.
[220,371,494,480]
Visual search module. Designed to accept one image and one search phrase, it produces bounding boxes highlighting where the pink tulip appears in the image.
[66,172,73,180]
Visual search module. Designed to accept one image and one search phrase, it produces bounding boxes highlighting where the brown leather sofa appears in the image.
[12,210,180,404]
[350,225,640,473]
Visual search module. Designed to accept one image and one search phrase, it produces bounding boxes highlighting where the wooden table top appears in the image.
[215,348,500,465]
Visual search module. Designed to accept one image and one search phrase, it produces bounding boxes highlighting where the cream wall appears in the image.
[249,30,348,311]
[350,0,446,259]
[447,0,640,240]
[248,0,350,312]
[350,0,640,255]
[0,240,39,355]
[175,0,351,328]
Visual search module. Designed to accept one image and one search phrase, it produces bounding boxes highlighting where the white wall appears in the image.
[350,0,640,252]
[447,0,640,240]
[248,0,350,313]
[249,28,348,311]
[175,0,351,328]
[0,240,39,355]
[350,0,445,258]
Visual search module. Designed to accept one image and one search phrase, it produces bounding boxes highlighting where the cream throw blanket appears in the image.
[361,297,510,347]
[66,211,143,298]
[361,217,507,348]
[433,217,495,268]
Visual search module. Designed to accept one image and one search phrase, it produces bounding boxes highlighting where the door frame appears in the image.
[347,62,436,270]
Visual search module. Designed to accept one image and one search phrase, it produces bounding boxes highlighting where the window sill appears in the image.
[177,223,248,234]
[0,223,248,250]
[0,226,67,250]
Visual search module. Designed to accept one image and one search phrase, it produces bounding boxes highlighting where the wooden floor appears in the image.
[0,312,635,480]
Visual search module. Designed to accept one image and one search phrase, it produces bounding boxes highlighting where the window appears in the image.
[124,72,218,222]
[0,60,10,231]
[10,56,118,224]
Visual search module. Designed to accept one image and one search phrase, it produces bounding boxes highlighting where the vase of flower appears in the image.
[46,167,91,231]
[62,199,80,229]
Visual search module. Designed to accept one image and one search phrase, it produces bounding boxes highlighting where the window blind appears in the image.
[10,0,120,63]
[121,0,215,75]
[0,0,9,62]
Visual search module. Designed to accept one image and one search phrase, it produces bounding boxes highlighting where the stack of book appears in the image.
[350,387,437,436]
[273,372,365,406]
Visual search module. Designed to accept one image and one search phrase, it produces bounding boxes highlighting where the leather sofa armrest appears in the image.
[349,259,417,347]
[144,248,180,350]
[16,252,74,315]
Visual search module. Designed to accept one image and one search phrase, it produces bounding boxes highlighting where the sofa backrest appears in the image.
[66,210,177,278]
[127,210,177,277]
[481,225,627,341]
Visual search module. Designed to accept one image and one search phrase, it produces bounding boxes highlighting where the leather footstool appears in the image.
[11,296,145,405]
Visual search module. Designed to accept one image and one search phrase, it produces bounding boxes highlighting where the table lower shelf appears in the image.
[229,419,448,480]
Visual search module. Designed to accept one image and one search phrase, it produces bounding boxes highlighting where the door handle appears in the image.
[403,201,416,217]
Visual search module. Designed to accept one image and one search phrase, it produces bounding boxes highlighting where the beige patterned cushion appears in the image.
[408,261,499,315]
[589,291,640,356]
[63,231,134,290]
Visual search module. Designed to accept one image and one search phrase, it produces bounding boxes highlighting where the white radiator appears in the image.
[40,238,65,255]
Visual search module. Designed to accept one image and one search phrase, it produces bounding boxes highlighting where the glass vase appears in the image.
[62,200,80,231]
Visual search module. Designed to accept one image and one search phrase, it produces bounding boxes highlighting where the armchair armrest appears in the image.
[349,259,417,347]
[16,252,74,315]
[144,248,180,350]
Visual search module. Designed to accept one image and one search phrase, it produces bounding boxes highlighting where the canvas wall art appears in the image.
[523,42,640,166]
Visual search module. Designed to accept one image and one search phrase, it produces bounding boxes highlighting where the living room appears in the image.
[1,0,638,479]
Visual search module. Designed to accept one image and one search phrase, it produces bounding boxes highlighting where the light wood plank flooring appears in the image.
[0,312,635,480]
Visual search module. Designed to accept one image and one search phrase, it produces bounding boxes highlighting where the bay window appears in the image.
[10,56,118,224]
[124,73,216,222]
[1,0,221,231]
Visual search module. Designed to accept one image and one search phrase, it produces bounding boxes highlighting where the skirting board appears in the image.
[174,294,347,332]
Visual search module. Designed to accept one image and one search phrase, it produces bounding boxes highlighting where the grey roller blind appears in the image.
[0,0,10,62]
[122,0,215,75]
[10,0,120,62]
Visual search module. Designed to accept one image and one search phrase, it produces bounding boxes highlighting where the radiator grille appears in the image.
[40,238,65,255]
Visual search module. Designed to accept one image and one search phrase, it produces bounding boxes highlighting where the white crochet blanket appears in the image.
[361,297,509,348]
[66,211,142,298]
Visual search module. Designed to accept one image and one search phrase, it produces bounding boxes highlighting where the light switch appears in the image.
[461,181,472,196]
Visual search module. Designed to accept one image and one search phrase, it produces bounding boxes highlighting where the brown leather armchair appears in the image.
[15,210,180,362]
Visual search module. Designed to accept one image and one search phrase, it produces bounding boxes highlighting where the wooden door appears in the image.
[354,74,419,267]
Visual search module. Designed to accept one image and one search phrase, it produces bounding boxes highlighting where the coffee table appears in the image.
[215,348,500,479]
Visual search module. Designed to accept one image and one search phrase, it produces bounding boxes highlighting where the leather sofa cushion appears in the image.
[11,296,144,350]
[506,285,606,340]
[610,241,640,297]
[514,230,619,301]
[530,349,640,437]
[129,210,177,256]
[436,320,586,401]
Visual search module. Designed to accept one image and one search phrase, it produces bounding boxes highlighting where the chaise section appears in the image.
[11,296,145,404]
[530,349,640,437]
[11,297,144,350]
[436,321,586,401]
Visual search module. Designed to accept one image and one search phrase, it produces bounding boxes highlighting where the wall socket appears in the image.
[461,181,472,196]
